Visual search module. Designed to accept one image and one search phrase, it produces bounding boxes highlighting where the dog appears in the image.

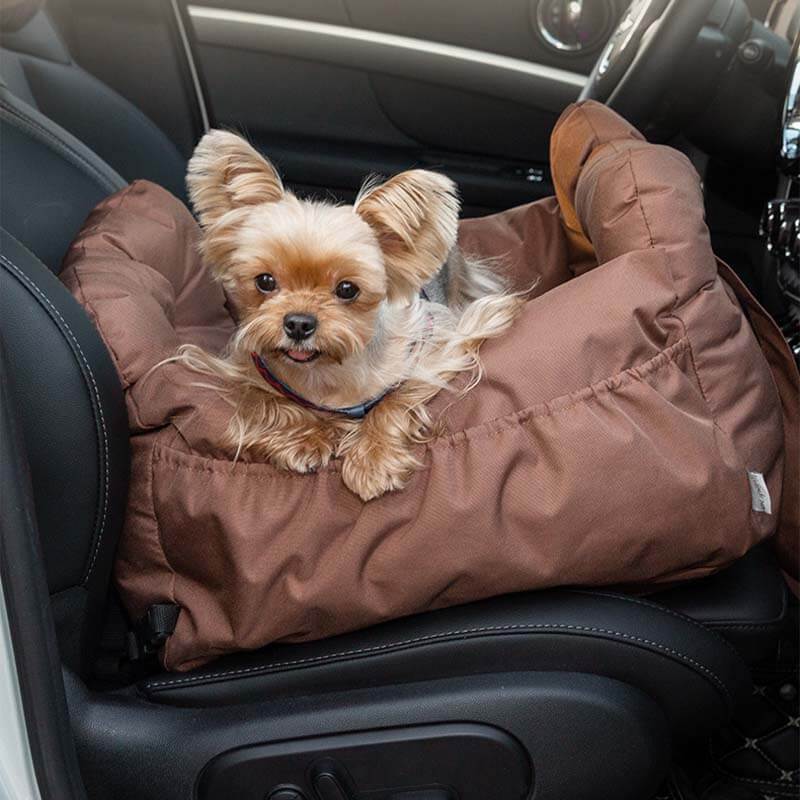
[176,130,524,501]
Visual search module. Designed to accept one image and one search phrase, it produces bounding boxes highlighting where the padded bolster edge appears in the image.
[548,99,642,253]
[574,141,712,278]
[139,589,750,732]
[550,101,715,303]
[0,228,129,593]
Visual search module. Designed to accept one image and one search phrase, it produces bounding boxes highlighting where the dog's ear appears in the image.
[187,129,284,228]
[355,170,459,302]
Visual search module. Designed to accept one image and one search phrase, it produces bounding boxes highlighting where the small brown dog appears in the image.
[177,130,524,501]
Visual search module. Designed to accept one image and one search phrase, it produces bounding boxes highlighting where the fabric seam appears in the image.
[148,443,180,670]
[148,336,693,476]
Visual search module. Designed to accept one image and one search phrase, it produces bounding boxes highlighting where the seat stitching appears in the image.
[144,622,733,704]
[0,101,120,195]
[573,584,787,654]
[570,588,747,662]
[708,622,785,630]
[625,148,656,248]
[711,764,800,789]
[1,255,109,583]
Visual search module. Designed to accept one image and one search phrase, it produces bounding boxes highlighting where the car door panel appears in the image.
[182,0,627,213]
[198,46,416,149]
[369,76,559,161]
[343,0,614,73]
[188,4,585,116]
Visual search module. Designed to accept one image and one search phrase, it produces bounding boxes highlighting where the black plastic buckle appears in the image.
[126,603,180,662]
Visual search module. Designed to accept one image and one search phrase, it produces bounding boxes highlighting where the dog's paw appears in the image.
[341,459,407,501]
[340,449,415,502]
[269,434,335,474]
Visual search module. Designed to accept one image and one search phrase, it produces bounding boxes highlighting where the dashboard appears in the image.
[531,0,782,60]
[534,0,619,54]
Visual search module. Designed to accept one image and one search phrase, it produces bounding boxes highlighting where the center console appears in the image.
[760,33,800,363]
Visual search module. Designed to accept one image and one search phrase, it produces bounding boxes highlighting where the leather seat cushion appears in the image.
[138,583,753,735]
[138,544,785,712]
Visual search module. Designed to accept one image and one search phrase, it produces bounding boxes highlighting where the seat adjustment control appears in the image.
[312,763,353,800]
[313,773,350,800]
[267,788,306,800]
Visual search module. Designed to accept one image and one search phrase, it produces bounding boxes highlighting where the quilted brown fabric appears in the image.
[61,101,799,671]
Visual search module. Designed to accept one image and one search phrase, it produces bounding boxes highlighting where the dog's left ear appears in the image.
[355,170,459,302]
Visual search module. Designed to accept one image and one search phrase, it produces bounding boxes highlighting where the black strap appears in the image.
[127,603,180,662]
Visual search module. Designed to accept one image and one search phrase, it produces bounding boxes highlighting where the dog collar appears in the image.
[250,352,395,420]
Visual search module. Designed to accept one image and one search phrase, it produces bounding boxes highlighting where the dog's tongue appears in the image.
[287,349,315,362]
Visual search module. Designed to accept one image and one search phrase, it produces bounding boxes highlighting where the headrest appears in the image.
[0,0,43,33]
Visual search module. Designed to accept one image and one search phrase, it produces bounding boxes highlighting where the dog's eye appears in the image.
[334,281,360,301]
[255,273,277,294]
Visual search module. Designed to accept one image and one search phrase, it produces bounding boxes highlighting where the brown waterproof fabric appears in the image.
[61,101,799,671]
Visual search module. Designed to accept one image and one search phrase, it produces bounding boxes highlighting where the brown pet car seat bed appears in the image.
[61,101,799,671]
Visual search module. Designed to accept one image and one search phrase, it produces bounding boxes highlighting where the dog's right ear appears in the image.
[187,129,284,228]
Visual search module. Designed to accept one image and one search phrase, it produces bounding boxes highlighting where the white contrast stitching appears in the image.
[145,622,732,703]
[1,255,110,583]
[571,589,749,661]
[712,765,800,789]
[710,622,784,630]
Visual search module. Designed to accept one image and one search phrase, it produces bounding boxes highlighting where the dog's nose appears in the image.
[283,313,317,341]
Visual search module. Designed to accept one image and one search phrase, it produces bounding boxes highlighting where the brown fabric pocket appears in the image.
[141,337,759,671]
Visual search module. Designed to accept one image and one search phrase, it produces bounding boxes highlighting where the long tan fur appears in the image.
[177,129,525,500]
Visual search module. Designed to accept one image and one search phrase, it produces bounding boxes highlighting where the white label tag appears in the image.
[747,471,772,515]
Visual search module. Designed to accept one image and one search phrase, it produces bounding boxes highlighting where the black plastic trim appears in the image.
[68,670,671,800]
[168,0,217,135]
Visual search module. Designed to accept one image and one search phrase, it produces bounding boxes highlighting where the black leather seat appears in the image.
[138,546,786,712]
[120,548,783,797]
[0,0,186,202]
[0,4,790,800]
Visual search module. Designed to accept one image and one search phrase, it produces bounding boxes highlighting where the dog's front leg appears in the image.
[339,393,424,501]
[245,408,339,474]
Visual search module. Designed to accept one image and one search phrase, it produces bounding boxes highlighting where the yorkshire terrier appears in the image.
[177,130,524,501]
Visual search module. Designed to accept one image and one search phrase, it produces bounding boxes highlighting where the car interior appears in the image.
[0,1,798,799]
